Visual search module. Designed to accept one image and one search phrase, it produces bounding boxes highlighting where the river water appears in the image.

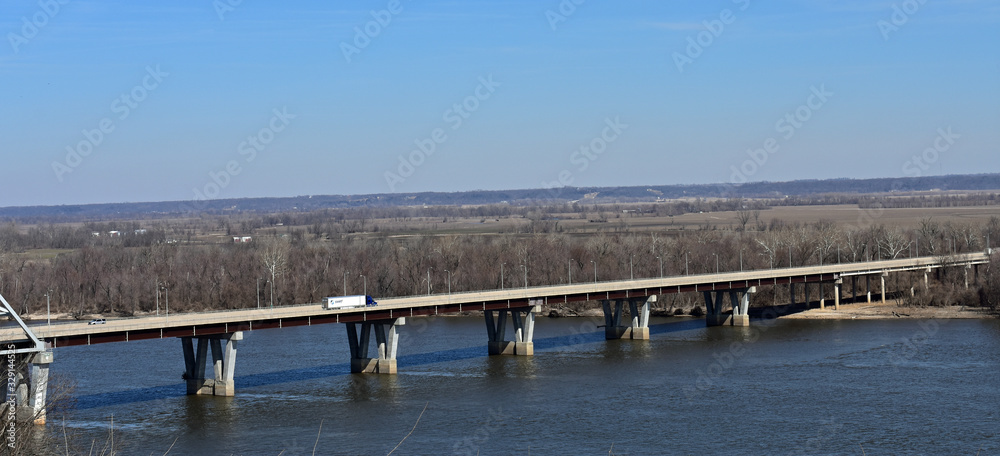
[44,315,1000,455]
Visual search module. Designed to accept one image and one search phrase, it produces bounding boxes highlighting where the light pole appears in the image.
[256,278,261,309]
[629,255,634,280]
[656,256,663,278]
[343,270,349,296]
[713,253,719,273]
[444,270,451,294]
[155,281,160,316]
[359,274,367,296]
[426,268,432,295]
[568,259,573,284]
[520,264,527,289]
[591,260,597,283]
[739,249,743,271]
[685,252,689,275]
[501,263,505,290]
[45,289,51,325]
[161,286,169,317]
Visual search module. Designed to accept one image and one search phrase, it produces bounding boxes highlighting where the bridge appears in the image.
[1,252,990,424]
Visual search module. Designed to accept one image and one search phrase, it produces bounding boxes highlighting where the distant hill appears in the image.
[1,173,998,221]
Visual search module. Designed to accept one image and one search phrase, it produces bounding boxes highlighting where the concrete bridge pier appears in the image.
[866,275,872,303]
[182,332,241,396]
[819,282,826,309]
[704,288,754,327]
[5,350,53,425]
[834,278,842,310]
[881,273,888,303]
[346,318,405,374]
[600,296,655,340]
[485,305,539,355]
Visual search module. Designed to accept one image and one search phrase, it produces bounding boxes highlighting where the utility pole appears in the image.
[657,256,663,278]
[445,270,451,294]
[591,260,597,283]
[568,259,572,284]
[501,263,505,290]
[343,270,349,296]
[45,290,51,325]
[521,264,527,289]
[360,274,367,296]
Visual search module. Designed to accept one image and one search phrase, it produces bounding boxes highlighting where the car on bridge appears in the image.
[88,318,106,325]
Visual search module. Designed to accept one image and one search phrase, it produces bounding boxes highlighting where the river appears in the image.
[43,316,1000,455]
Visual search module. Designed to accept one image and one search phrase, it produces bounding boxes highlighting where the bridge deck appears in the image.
[1,253,988,348]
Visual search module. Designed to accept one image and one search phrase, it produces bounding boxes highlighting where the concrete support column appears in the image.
[819,282,826,310]
[8,351,53,425]
[789,283,796,308]
[182,332,242,395]
[602,296,655,340]
[804,282,811,308]
[834,279,842,310]
[881,274,888,303]
[964,266,969,289]
[601,299,626,340]
[924,268,930,291]
[866,275,871,303]
[347,318,406,373]
[485,304,539,355]
[703,291,726,326]
[852,276,857,303]
[705,288,754,327]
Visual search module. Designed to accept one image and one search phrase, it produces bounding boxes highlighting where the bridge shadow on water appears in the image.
[73,318,704,410]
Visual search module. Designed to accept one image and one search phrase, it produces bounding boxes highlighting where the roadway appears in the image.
[0,252,989,348]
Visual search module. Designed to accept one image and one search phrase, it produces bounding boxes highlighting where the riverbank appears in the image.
[778,301,994,320]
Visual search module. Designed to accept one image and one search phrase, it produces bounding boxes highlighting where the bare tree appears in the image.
[258,237,289,307]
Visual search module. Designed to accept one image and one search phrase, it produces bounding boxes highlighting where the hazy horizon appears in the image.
[2,1,997,207]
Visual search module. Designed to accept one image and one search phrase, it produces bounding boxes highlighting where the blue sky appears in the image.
[1,0,997,207]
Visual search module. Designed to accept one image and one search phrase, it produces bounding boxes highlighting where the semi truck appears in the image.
[323,295,377,310]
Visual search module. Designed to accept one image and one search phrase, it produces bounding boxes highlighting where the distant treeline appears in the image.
[1,213,997,318]
[2,173,997,223]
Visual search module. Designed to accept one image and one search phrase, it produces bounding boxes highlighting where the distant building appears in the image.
[108,231,121,237]
[134,229,147,235]
[92,232,100,237]
[233,236,252,243]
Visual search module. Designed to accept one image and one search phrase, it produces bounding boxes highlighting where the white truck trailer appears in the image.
[323,295,377,310]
